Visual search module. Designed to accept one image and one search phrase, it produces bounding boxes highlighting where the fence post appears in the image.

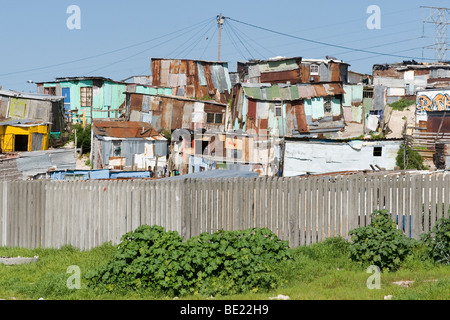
[1,181,7,247]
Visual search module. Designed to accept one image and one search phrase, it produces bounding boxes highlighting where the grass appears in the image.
[0,238,448,300]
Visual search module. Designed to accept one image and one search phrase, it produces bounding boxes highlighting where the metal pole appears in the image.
[217,13,224,61]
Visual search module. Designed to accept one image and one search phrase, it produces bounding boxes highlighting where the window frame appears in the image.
[80,87,93,107]
[310,64,319,75]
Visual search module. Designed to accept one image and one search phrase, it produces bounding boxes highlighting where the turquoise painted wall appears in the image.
[44,80,171,124]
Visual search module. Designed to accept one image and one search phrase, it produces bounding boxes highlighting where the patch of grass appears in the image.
[0,237,448,300]
[389,98,415,111]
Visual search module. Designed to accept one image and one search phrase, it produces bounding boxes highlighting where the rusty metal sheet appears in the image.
[313,84,328,97]
[92,121,164,139]
[260,69,302,84]
[329,62,341,82]
[293,101,308,132]
[247,99,257,120]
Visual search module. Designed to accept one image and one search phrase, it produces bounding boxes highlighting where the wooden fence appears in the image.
[1,171,449,250]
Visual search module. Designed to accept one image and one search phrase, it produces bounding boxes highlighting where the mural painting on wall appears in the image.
[416,91,450,114]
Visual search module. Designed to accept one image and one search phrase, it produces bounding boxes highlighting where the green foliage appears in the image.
[86,225,291,297]
[389,98,415,111]
[70,123,91,154]
[396,143,428,170]
[348,210,416,271]
[159,129,172,143]
[421,217,450,265]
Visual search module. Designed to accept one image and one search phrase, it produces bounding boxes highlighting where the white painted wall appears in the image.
[283,140,402,176]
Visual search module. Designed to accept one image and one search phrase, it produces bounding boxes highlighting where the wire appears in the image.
[223,21,248,61]
[174,20,217,58]
[84,18,217,75]
[227,17,436,62]
[225,20,255,60]
[165,18,216,58]
[0,16,216,79]
[226,19,274,59]
[200,24,218,59]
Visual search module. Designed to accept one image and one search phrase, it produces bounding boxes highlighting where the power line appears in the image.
[0,17,216,79]
[223,21,248,61]
[84,18,217,75]
[225,20,256,60]
[228,17,436,62]
[200,24,219,59]
[165,18,216,58]
[226,19,277,59]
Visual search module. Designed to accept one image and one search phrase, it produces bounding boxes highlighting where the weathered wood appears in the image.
[1,173,448,250]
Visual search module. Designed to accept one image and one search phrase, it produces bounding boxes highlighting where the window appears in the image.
[363,90,373,98]
[207,113,223,124]
[324,97,332,114]
[373,147,382,157]
[214,113,223,124]
[275,101,282,117]
[80,87,93,107]
[310,64,319,75]
[112,141,122,157]
[44,87,56,95]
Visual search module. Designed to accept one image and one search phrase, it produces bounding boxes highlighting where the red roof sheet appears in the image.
[92,121,165,140]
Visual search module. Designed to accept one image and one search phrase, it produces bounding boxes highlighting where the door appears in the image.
[62,88,71,111]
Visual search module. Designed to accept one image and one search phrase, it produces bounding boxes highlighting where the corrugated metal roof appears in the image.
[0,90,64,101]
[241,83,345,101]
[92,121,166,140]
[0,119,51,127]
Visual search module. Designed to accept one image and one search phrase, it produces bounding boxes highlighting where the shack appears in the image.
[0,119,50,152]
[150,58,232,104]
[0,90,65,144]
[90,120,168,174]
[229,82,346,138]
[283,138,403,176]
[125,92,227,132]
[36,76,172,124]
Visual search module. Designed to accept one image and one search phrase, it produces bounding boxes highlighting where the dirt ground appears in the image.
[384,107,416,138]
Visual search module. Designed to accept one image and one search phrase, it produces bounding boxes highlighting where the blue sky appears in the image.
[0,0,448,92]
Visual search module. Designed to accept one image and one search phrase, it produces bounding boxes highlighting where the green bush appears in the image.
[389,98,415,111]
[396,143,428,170]
[70,123,91,154]
[421,217,450,265]
[86,225,291,297]
[348,210,416,271]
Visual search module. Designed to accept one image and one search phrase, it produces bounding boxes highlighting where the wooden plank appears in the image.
[299,178,305,246]
[311,177,317,243]
[336,176,342,238]
[437,173,443,221]
[423,174,430,233]
[431,174,437,232]
[405,173,411,238]
[305,177,311,244]
[444,174,450,219]
[329,176,336,238]
[293,178,300,247]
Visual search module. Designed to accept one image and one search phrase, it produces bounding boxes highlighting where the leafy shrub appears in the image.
[184,228,291,296]
[421,217,450,265]
[389,98,415,111]
[348,210,416,271]
[396,143,428,170]
[86,225,291,297]
[69,123,91,154]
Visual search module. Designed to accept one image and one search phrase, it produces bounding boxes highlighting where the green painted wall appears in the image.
[43,80,171,124]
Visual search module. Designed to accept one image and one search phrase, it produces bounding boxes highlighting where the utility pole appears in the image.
[421,6,450,62]
[217,13,225,61]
